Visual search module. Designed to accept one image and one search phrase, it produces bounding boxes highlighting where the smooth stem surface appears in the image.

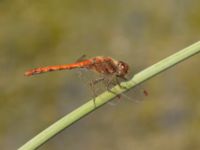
[18,41,200,150]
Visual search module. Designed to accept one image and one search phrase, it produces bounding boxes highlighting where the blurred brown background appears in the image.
[0,0,199,150]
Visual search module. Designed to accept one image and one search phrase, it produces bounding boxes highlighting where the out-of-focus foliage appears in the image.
[0,0,199,150]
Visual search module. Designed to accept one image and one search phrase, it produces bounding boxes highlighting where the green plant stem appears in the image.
[18,41,200,150]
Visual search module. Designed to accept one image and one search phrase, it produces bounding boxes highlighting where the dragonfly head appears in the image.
[116,61,129,78]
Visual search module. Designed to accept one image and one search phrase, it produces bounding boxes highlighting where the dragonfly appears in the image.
[24,55,129,79]
[25,55,147,105]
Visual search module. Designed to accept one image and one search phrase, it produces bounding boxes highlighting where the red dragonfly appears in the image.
[25,56,129,80]
[25,56,147,102]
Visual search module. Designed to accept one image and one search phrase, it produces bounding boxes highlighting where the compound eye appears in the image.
[119,61,129,75]
[121,64,125,69]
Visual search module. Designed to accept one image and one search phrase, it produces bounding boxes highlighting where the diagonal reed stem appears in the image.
[18,41,200,150]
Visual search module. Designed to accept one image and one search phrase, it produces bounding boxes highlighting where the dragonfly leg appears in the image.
[105,75,130,100]
[104,76,121,98]
[119,76,128,81]
[89,77,105,107]
[115,76,128,90]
